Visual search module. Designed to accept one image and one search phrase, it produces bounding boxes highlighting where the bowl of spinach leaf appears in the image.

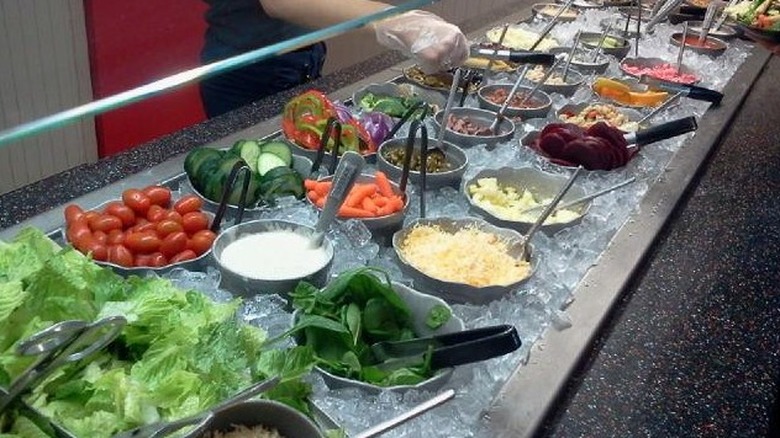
[285,267,464,393]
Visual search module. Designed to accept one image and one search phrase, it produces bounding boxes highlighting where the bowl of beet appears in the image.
[477,84,553,119]
[432,107,515,148]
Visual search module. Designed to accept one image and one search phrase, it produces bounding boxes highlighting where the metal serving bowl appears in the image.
[61,193,213,277]
[196,400,323,438]
[352,82,446,115]
[670,32,728,57]
[619,57,701,85]
[523,66,585,97]
[432,107,515,149]
[520,130,577,171]
[308,173,409,235]
[687,20,739,41]
[392,217,538,305]
[549,47,610,74]
[212,219,334,298]
[188,154,313,216]
[463,167,591,235]
[531,3,581,22]
[307,281,465,394]
[580,32,631,59]
[477,85,553,119]
[377,137,468,189]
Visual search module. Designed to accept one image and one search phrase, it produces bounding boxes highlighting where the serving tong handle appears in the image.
[529,0,576,51]
[561,31,581,83]
[384,101,428,142]
[210,160,252,233]
[625,116,698,147]
[676,21,689,75]
[698,1,720,45]
[353,389,455,438]
[637,91,684,125]
[519,59,561,109]
[370,324,521,370]
[640,76,724,105]
[0,316,127,414]
[488,65,530,134]
[399,120,429,218]
[435,68,463,151]
[310,117,343,176]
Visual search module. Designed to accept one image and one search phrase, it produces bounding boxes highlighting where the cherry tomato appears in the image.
[143,186,172,207]
[160,231,188,258]
[181,212,210,234]
[134,254,153,267]
[89,214,123,233]
[84,240,108,262]
[146,204,167,223]
[169,249,197,264]
[107,244,134,267]
[156,219,184,238]
[83,211,100,224]
[106,229,126,246]
[187,230,216,256]
[122,189,152,215]
[148,252,169,268]
[64,204,84,225]
[173,195,203,215]
[66,225,92,248]
[93,230,108,245]
[131,221,156,234]
[124,232,162,254]
[105,203,136,228]
[165,210,183,224]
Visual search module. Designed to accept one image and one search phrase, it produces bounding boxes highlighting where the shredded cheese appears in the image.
[399,225,531,287]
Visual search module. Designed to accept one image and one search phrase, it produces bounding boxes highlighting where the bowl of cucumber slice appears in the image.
[184,138,311,214]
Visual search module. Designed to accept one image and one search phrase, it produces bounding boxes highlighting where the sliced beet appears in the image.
[538,133,568,158]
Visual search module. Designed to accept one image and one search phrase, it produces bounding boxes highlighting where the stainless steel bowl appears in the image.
[524,66,585,97]
[531,3,581,22]
[61,193,213,277]
[377,137,468,189]
[352,82,446,115]
[619,57,700,85]
[477,85,553,119]
[549,47,610,74]
[212,219,334,298]
[197,400,323,438]
[392,217,538,305]
[580,32,631,59]
[463,167,591,235]
[687,20,739,41]
[308,173,409,235]
[670,32,728,58]
[432,107,515,149]
[308,281,465,393]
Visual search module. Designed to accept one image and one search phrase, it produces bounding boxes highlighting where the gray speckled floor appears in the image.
[542,55,780,438]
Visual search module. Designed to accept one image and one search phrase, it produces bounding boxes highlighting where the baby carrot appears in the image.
[314,196,325,209]
[304,179,317,191]
[374,171,394,198]
[307,190,319,202]
[387,195,404,212]
[314,180,332,197]
[338,205,376,218]
[361,197,378,214]
[373,196,388,207]
[345,183,377,208]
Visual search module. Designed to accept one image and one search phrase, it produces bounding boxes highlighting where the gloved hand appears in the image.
[374,10,469,73]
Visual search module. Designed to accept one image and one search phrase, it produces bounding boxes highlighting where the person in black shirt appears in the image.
[200,0,468,118]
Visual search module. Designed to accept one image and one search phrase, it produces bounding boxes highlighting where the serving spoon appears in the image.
[310,151,366,248]
[487,65,531,134]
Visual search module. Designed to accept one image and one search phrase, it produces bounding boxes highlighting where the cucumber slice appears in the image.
[259,167,305,200]
[185,148,222,180]
[256,152,288,176]
[232,140,262,173]
[259,141,293,167]
[194,154,223,194]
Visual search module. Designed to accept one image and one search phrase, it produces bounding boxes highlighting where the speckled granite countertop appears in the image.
[1,7,779,438]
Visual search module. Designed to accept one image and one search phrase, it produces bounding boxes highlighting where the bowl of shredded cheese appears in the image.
[392,218,537,304]
[198,399,323,438]
[463,167,591,235]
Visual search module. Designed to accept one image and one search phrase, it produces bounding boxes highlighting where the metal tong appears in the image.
[399,119,430,218]
[0,316,127,413]
[311,117,344,177]
[369,325,521,371]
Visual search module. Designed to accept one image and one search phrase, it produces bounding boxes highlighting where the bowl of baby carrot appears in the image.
[305,170,409,234]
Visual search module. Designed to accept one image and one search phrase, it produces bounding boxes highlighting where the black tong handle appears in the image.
[311,117,343,176]
[399,120,428,218]
[645,78,724,105]
[430,324,521,369]
[384,101,428,142]
[633,116,698,147]
[210,160,252,233]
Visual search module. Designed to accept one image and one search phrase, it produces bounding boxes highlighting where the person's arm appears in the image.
[259,0,469,72]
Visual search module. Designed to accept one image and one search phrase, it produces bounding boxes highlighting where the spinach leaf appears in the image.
[345,303,362,347]
[362,298,402,340]
[425,304,452,330]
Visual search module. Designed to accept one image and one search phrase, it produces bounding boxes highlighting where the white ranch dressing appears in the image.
[220,230,329,280]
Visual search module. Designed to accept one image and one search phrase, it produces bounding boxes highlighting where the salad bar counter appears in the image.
[1,1,779,437]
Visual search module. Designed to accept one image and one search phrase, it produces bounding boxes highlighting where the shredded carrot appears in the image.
[374,171,395,198]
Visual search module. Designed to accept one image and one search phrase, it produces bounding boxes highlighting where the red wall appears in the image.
[84,1,208,157]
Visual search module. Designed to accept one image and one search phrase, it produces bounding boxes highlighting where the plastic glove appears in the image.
[374,10,469,73]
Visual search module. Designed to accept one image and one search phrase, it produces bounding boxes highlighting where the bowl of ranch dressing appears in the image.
[212,219,334,297]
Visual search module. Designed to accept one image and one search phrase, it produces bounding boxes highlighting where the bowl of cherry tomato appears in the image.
[62,186,217,275]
